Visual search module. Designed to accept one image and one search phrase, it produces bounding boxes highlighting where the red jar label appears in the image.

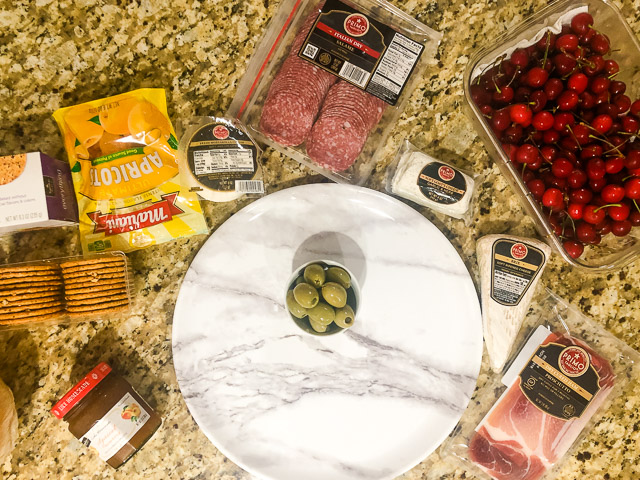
[51,362,112,419]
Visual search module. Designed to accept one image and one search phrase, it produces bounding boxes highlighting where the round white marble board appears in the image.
[172,184,483,480]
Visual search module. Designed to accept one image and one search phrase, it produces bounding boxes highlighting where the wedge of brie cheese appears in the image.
[476,234,551,372]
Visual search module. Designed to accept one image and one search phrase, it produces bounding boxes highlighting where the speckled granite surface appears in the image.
[0,0,639,479]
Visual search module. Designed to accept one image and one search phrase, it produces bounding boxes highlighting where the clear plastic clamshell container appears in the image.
[0,251,132,330]
[228,0,441,185]
[463,0,640,272]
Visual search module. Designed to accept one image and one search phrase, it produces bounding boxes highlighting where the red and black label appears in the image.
[490,239,546,306]
[417,162,466,205]
[185,119,258,192]
[298,0,424,105]
[519,342,600,419]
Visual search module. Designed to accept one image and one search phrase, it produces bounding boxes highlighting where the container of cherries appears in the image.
[464,0,640,271]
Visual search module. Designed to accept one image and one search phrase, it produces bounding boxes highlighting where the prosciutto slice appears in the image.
[469,332,615,480]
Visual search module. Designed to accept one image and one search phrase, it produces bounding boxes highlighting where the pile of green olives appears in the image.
[286,262,357,334]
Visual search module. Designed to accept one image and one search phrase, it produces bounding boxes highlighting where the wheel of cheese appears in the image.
[0,377,18,461]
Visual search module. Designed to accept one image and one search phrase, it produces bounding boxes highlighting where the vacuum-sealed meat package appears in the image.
[444,291,640,480]
[228,0,441,184]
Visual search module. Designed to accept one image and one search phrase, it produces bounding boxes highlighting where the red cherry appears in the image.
[567,170,588,189]
[491,109,511,131]
[567,73,588,94]
[591,114,613,134]
[527,179,546,199]
[557,90,579,111]
[625,150,640,170]
[611,220,632,236]
[542,188,564,209]
[571,12,594,35]
[510,104,533,126]
[526,67,549,88]
[605,157,625,174]
[608,203,630,221]
[624,178,640,199]
[563,240,584,259]
[553,112,575,134]
[583,204,606,224]
[613,94,631,114]
[557,34,579,52]
[572,124,591,145]
[510,48,530,68]
[516,144,539,164]
[629,211,640,227]
[540,145,558,162]
[631,100,640,116]
[570,188,593,204]
[544,78,564,100]
[583,55,604,76]
[551,158,574,178]
[604,59,620,76]
[503,143,518,162]
[530,111,553,131]
[576,221,597,242]
[543,129,560,144]
[568,203,584,220]
[581,144,603,159]
[493,86,514,103]
[590,76,610,94]
[601,184,625,203]
[553,53,577,76]
[622,116,640,134]
[590,33,610,55]
[610,81,626,96]
[529,90,548,113]
[586,158,606,180]
[589,178,607,193]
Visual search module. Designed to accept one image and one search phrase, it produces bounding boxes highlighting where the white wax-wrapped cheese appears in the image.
[389,150,475,219]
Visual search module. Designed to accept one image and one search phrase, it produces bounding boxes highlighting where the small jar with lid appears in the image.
[51,362,162,468]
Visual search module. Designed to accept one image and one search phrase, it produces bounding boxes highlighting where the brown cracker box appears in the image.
[0,152,78,234]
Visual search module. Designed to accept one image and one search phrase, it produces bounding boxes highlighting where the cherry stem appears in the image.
[565,125,582,151]
[608,71,619,80]
[588,134,624,156]
[542,31,551,69]
[593,203,621,213]
[634,199,640,213]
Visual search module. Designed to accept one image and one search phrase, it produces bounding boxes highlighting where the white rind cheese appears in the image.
[477,234,551,372]
[389,151,474,219]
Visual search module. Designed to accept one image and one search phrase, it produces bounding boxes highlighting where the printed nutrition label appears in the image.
[493,270,529,300]
[369,33,423,97]
[193,149,254,175]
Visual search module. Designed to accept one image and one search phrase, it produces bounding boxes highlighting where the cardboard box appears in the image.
[0,152,78,234]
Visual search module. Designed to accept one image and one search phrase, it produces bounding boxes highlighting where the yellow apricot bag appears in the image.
[53,88,208,253]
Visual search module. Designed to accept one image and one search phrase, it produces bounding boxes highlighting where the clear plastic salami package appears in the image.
[443,290,640,480]
[385,140,480,223]
[228,0,442,185]
[53,89,209,253]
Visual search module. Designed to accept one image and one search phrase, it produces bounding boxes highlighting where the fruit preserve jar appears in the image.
[51,362,161,468]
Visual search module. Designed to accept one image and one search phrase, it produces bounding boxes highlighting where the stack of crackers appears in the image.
[61,256,129,316]
[0,263,65,325]
[0,255,130,326]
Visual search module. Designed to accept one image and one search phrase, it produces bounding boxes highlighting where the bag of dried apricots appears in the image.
[53,88,208,253]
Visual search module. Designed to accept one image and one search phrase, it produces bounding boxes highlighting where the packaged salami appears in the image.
[228,0,442,185]
[386,140,479,222]
[443,290,640,480]
[53,89,209,253]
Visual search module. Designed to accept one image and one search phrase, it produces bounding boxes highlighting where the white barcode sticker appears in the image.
[338,62,370,88]
[302,43,319,59]
[235,180,265,194]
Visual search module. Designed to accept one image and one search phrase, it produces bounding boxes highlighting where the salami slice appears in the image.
[259,6,336,147]
[307,81,386,171]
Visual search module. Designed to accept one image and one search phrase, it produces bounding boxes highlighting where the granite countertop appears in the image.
[1,0,639,479]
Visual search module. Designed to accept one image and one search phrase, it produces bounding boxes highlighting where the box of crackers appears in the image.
[0,152,78,235]
[0,252,132,329]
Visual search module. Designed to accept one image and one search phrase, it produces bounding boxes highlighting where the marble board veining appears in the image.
[172,184,483,480]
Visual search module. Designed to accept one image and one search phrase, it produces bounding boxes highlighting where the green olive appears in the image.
[309,319,328,333]
[321,282,347,308]
[308,302,335,326]
[294,276,306,286]
[303,264,326,288]
[286,290,308,319]
[326,267,351,289]
[334,305,355,329]
[293,283,319,308]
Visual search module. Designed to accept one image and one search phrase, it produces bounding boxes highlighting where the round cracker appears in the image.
[0,274,62,285]
[65,286,127,301]
[59,255,126,269]
[66,293,129,307]
[0,304,64,320]
[62,267,126,280]
[61,261,125,274]
[0,309,65,325]
[0,293,63,307]
[66,298,129,312]
[0,285,63,297]
[63,279,128,294]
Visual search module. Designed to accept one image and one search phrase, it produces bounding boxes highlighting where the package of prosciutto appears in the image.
[443,290,640,480]
[228,0,441,184]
